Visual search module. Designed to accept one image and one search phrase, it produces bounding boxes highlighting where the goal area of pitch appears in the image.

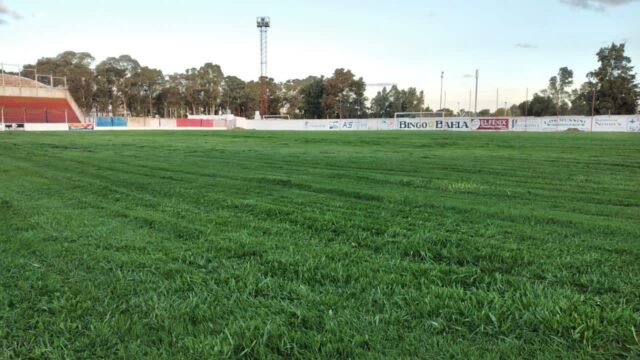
[394,112,446,119]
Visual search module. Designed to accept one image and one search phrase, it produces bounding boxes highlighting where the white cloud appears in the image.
[0,0,21,24]
[560,0,639,10]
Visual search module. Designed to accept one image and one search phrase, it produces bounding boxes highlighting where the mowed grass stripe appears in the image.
[1,131,639,358]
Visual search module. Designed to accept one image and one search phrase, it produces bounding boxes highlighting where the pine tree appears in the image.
[588,43,639,115]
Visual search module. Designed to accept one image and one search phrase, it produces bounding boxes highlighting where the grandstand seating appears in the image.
[0,96,81,123]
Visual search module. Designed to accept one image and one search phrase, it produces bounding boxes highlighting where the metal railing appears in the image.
[1,63,67,89]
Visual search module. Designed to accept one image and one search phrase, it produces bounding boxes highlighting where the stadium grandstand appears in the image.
[0,73,85,125]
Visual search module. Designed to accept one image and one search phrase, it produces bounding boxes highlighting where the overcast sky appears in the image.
[1,0,638,111]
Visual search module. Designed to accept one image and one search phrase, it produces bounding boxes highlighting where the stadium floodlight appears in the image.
[257,17,271,118]
[256,16,271,29]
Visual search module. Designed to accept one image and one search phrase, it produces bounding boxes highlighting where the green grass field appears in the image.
[0,131,639,358]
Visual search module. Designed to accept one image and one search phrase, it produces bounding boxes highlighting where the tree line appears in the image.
[17,42,639,118]
[18,53,381,119]
[487,43,638,117]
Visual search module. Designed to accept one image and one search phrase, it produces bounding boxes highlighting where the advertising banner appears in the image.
[322,120,371,130]
[510,118,543,131]
[592,117,627,132]
[379,119,396,130]
[69,123,94,131]
[397,118,471,131]
[471,118,509,131]
[628,116,640,132]
[336,120,371,130]
[541,117,590,131]
[95,116,128,127]
[303,120,331,130]
[176,119,214,128]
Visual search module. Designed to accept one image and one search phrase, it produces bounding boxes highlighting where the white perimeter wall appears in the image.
[23,123,69,131]
[237,116,640,132]
[5,115,639,132]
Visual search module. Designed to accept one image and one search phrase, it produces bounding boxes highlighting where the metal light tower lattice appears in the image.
[257,16,270,118]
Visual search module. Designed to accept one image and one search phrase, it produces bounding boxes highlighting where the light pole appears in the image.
[525,88,529,117]
[474,69,479,117]
[444,92,447,110]
[591,86,596,118]
[257,16,271,118]
[439,71,444,111]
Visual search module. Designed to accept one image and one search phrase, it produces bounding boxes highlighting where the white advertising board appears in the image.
[625,116,640,132]
[510,118,544,131]
[592,117,628,132]
[541,117,591,131]
[396,118,472,131]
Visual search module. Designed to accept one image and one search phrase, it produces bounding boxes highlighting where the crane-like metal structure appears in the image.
[257,17,270,118]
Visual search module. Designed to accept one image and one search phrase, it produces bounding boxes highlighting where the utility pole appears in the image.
[591,87,596,118]
[439,71,444,111]
[474,69,479,116]
[496,88,499,115]
[525,88,529,116]
[444,92,447,110]
[257,17,271,118]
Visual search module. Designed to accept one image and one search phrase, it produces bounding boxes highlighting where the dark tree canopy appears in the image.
[587,43,638,115]
[18,44,639,118]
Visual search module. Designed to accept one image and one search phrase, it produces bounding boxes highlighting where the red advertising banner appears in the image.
[471,118,509,131]
[176,119,214,128]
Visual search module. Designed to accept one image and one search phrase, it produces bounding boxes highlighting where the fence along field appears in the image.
[2,113,640,132]
[0,131,639,358]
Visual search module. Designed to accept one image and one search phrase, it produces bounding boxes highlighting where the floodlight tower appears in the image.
[257,16,271,118]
